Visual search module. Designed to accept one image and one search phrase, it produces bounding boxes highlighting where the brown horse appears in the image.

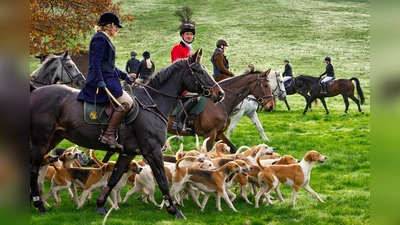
[294,75,365,115]
[30,49,224,219]
[167,69,275,153]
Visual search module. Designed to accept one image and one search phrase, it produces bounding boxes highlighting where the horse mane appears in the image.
[30,54,59,77]
[146,59,187,88]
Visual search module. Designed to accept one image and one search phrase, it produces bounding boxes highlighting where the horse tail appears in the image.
[351,77,365,105]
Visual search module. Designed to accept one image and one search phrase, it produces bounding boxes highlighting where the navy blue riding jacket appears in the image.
[77,32,129,103]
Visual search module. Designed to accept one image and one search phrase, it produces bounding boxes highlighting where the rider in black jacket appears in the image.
[319,56,335,95]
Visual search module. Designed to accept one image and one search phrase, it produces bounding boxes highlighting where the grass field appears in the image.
[30,0,370,224]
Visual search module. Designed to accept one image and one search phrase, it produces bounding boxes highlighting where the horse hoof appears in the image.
[38,205,48,213]
[173,210,186,219]
[95,206,108,215]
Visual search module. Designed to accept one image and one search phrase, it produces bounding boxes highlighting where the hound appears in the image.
[255,150,327,208]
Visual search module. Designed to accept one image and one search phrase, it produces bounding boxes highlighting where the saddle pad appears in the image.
[171,96,206,116]
[284,80,292,88]
[84,101,139,125]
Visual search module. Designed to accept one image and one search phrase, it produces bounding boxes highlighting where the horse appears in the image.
[30,51,86,89]
[282,77,312,111]
[166,69,275,153]
[294,75,365,115]
[30,49,224,219]
[226,70,286,141]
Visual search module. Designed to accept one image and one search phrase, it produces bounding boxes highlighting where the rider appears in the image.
[282,59,293,83]
[77,12,134,149]
[319,56,335,95]
[170,22,198,131]
[211,39,234,82]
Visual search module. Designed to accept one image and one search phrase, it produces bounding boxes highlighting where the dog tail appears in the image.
[175,155,198,171]
[90,149,106,167]
[175,143,185,161]
[234,145,250,160]
[165,135,183,155]
[255,149,266,170]
[200,137,210,154]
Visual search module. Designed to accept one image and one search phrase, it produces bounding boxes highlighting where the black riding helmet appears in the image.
[98,12,122,28]
[324,56,331,62]
[180,23,195,35]
[216,39,228,48]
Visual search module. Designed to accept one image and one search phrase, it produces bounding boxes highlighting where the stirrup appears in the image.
[99,135,123,149]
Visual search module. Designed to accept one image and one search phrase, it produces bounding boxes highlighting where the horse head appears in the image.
[253,68,275,112]
[58,51,86,89]
[268,70,287,101]
[186,49,224,103]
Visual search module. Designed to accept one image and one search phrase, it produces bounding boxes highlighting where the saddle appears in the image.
[284,79,293,88]
[319,78,335,87]
[170,96,207,133]
[83,96,139,125]
[171,96,207,116]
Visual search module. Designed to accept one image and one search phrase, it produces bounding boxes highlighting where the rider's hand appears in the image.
[97,80,106,92]
[125,76,134,85]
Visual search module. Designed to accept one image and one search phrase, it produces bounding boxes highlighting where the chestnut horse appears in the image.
[167,69,275,153]
[294,75,365,115]
[30,49,224,219]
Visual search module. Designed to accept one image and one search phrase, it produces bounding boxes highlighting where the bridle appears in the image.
[270,71,286,100]
[57,57,84,86]
[30,57,83,87]
[133,58,221,124]
[252,73,275,110]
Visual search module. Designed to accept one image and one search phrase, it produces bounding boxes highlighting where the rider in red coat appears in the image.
[170,23,198,131]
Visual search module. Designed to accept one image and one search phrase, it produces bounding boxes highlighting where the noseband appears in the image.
[252,73,274,108]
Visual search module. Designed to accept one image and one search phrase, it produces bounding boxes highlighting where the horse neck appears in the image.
[219,74,258,112]
[269,72,282,95]
[299,75,318,86]
[144,65,187,116]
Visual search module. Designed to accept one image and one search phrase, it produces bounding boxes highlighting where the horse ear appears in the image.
[196,48,203,63]
[63,51,69,58]
[261,68,271,77]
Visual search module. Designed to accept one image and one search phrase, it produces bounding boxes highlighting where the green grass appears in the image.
[30,0,369,224]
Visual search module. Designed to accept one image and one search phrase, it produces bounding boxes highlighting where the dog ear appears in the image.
[59,154,65,162]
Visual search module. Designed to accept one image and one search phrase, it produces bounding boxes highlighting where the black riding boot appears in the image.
[320,82,327,95]
[99,102,131,149]
[172,98,197,131]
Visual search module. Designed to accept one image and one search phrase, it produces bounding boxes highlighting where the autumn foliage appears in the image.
[30,0,134,55]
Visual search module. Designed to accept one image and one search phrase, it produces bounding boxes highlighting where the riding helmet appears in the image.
[98,12,122,28]
[179,23,195,35]
[216,39,228,48]
[130,50,137,56]
[143,51,150,59]
[284,59,290,63]
[324,56,331,62]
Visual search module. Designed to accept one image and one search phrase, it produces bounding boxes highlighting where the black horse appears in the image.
[294,75,365,115]
[30,49,224,219]
[283,77,313,111]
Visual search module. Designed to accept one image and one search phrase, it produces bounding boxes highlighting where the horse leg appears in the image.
[215,133,237,153]
[303,96,316,115]
[349,94,364,114]
[102,151,115,163]
[226,111,245,140]
[143,149,186,219]
[96,154,133,215]
[319,98,329,115]
[247,111,269,141]
[342,95,350,115]
[30,148,48,212]
[283,98,291,110]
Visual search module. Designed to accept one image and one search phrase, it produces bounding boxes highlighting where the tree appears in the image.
[30,0,134,55]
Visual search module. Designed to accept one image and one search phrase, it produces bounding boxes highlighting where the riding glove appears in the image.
[125,76,134,85]
[97,80,106,92]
